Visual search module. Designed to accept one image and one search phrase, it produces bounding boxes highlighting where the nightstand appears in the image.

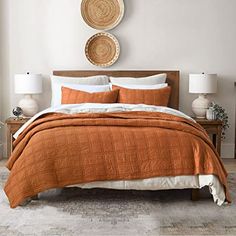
[5,117,30,158]
[193,118,223,156]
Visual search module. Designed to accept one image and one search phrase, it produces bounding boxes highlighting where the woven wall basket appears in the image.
[85,32,120,67]
[81,0,124,30]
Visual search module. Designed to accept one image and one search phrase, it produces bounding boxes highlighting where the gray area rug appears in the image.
[0,167,235,236]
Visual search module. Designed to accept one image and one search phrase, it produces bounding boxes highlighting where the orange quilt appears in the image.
[4,111,230,208]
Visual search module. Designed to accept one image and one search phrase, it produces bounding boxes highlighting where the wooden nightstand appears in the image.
[5,117,30,158]
[193,118,223,156]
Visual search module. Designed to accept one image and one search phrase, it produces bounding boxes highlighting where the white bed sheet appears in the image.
[13,104,226,205]
[14,103,195,139]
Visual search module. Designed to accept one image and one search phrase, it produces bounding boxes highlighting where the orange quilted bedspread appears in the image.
[4,112,230,208]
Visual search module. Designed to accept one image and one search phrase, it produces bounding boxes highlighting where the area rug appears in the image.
[0,167,235,236]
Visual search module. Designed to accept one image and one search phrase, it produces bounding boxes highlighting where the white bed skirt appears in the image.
[69,175,225,206]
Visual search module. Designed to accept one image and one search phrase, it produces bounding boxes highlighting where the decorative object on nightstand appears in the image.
[14,73,43,117]
[193,118,223,156]
[208,102,229,140]
[189,73,218,118]
[5,117,30,158]
[12,107,23,119]
[206,107,216,121]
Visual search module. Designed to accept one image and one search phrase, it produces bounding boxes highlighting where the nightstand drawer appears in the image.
[9,124,24,133]
[5,117,30,158]
[201,125,219,134]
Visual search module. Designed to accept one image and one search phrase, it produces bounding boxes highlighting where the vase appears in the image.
[206,108,216,120]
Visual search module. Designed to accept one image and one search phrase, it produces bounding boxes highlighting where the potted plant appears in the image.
[208,102,229,139]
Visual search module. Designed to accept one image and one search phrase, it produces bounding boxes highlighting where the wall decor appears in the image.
[85,32,120,67]
[81,0,124,30]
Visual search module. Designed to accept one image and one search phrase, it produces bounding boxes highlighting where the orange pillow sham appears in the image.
[112,85,171,106]
[61,87,119,104]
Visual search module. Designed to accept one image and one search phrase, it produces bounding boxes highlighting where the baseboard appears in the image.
[0,143,7,159]
[0,143,3,159]
[221,143,235,159]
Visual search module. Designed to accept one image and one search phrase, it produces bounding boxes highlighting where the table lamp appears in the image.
[14,73,43,117]
[189,73,217,118]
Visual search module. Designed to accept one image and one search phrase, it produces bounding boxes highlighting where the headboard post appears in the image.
[53,70,180,109]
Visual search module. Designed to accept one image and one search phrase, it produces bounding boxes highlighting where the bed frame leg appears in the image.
[191,189,200,201]
[19,198,32,206]
[31,194,39,200]
[19,194,39,207]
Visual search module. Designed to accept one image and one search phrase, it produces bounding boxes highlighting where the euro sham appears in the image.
[110,73,167,86]
[51,75,109,106]
[111,83,168,90]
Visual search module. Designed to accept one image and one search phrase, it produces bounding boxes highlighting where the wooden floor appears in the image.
[0,158,236,172]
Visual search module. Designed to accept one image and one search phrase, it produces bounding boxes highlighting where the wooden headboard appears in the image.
[53,70,180,109]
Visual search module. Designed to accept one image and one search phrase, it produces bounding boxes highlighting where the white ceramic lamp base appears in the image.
[18,94,39,117]
[192,94,210,119]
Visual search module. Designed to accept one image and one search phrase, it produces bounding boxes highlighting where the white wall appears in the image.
[0,0,236,158]
[0,0,10,158]
[0,0,3,158]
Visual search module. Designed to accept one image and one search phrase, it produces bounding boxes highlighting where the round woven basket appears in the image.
[81,0,124,30]
[85,32,120,67]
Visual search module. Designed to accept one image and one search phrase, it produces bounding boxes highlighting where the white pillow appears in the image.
[52,83,111,107]
[110,73,167,86]
[52,75,109,85]
[111,83,168,90]
[51,75,110,106]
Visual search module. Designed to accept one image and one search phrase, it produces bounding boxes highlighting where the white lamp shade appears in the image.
[189,74,218,94]
[14,74,43,94]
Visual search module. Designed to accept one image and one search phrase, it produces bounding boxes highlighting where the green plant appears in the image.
[209,102,229,139]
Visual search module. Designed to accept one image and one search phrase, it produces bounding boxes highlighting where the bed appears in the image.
[4,70,230,208]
